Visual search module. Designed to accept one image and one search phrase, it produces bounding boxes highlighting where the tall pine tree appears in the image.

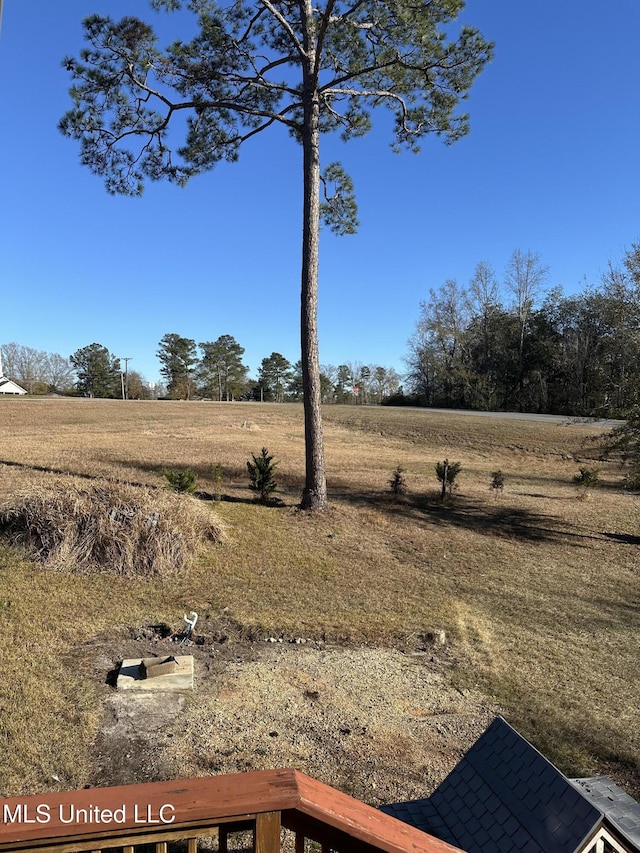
[61,0,492,508]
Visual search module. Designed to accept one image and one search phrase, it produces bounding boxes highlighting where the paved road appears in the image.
[398,407,624,429]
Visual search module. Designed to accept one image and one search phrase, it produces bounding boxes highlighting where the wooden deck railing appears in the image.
[0,769,464,853]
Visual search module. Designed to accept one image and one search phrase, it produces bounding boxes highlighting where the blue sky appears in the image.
[1,1,639,385]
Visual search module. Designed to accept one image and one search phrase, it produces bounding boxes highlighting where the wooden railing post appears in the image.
[254,811,281,853]
[219,827,228,853]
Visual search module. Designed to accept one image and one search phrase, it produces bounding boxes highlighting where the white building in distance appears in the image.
[0,376,27,395]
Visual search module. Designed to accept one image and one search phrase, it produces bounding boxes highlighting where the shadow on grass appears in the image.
[0,458,297,509]
[601,531,640,545]
[92,455,249,484]
[95,455,306,491]
[195,491,288,508]
[511,491,568,500]
[0,459,270,506]
[413,497,597,544]
[508,469,627,494]
[0,458,153,487]
[330,485,600,545]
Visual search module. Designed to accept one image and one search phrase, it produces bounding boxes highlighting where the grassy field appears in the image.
[0,398,638,798]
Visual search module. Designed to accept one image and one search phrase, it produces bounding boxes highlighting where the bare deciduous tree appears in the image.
[505,249,548,404]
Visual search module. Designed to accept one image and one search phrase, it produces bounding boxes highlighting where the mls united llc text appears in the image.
[2,803,176,825]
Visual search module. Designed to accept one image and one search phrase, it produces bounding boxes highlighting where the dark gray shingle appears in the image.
[570,776,640,850]
[381,717,605,853]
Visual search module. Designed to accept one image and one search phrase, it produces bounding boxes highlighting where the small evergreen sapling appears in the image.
[389,466,407,500]
[212,463,223,502]
[574,466,599,498]
[163,467,198,494]
[435,459,462,502]
[490,470,505,493]
[247,448,279,504]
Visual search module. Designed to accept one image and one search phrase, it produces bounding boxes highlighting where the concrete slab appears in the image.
[117,656,194,691]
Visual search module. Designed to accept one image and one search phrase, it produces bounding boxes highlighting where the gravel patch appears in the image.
[88,633,499,806]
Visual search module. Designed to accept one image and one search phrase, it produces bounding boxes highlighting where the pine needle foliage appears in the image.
[163,467,198,494]
[574,466,600,498]
[389,466,407,499]
[247,448,279,504]
[435,459,462,501]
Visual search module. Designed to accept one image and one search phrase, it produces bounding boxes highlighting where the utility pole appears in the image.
[120,357,132,400]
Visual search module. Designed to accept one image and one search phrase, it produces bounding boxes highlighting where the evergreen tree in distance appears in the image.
[70,343,121,398]
[258,352,293,402]
[199,335,248,401]
[157,333,198,399]
[60,0,493,510]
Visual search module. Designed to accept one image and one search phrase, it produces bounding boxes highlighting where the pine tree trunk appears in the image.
[299,49,327,510]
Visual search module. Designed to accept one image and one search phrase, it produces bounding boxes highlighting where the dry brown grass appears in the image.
[0,398,638,797]
[0,479,224,576]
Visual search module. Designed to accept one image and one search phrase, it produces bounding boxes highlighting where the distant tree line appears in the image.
[1,334,401,403]
[157,334,247,401]
[0,344,75,395]
[7,239,639,415]
[403,245,640,417]
[157,333,401,404]
[0,343,152,399]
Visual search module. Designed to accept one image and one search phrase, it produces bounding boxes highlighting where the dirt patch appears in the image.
[78,621,499,806]
[92,693,186,786]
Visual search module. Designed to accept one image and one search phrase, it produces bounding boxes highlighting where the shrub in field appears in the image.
[389,466,407,499]
[247,447,278,504]
[212,463,223,502]
[623,467,640,492]
[603,407,640,465]
[601,408,640,492]
[163,467,198,494]
[490,470,505,493]
[574,466,600,497]
[435,459,462,501]
[0,479,224,576]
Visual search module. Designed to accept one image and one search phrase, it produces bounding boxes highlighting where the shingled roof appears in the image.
[570,776,640,850]
[381,717,639,853]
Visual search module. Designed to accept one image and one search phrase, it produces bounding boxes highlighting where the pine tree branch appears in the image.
[314,0,338,78]
[318,57,399,92]
[238,5,268,43]
[258,0,307,57]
